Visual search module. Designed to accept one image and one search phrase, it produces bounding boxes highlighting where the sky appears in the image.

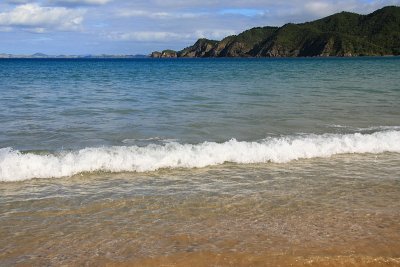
[0,0,399,55]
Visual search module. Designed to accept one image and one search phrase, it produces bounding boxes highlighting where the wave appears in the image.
[122,137,178,145]
[327,125,400,132]
[1,131,400,182]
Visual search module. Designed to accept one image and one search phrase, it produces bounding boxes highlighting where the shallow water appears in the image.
[0,58,400,265]
[1,153,400,265]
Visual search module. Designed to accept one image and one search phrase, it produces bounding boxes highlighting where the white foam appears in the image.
[122,137,178,144]
[1,131,400,182]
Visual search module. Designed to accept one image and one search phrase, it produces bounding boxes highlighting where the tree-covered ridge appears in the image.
[152,6,400,57]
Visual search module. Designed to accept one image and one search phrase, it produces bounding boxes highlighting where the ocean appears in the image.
[0,57,399,266]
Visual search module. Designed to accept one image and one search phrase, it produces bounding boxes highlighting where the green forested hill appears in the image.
[155,6,400,57]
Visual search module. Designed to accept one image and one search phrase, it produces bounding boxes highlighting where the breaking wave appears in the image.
[1,130,400,182]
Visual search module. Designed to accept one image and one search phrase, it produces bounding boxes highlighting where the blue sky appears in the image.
[0,0,399,55]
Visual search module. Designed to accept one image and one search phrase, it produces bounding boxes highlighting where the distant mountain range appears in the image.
[151,6,400,58]
[0,53,148,59]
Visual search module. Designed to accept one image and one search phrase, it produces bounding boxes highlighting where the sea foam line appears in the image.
[1,131,400,182]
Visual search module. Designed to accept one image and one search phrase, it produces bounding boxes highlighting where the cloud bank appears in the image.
[0,3,84,32]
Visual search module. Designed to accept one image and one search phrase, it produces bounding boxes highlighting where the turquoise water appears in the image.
[1,58,400,265]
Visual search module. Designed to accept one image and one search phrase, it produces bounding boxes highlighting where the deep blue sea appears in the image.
[1,58,400,265]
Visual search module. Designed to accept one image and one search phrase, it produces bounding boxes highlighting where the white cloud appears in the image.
[116,9,205,19]
[0,3,84,31]
[6,0,112,6]
[300,0,369,17]
[6,0,32,4]
[48,0,112,6]
[106,29,238,42]
[194,29,237,40]
[304,1,337,15]
[107,31,188,42]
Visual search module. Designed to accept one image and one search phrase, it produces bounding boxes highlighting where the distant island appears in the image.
[151,6,400,58]
[0,53,148,59]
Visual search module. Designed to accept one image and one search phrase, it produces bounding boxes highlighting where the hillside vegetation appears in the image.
[152,6,400,57]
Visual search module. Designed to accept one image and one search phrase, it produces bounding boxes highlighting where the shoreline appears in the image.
[1,154,400,266]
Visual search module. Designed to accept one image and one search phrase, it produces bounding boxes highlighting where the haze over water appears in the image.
[0,57,399,266]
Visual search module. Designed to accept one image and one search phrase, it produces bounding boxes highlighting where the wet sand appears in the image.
[107,254,400,267]
[1,153,400,266]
